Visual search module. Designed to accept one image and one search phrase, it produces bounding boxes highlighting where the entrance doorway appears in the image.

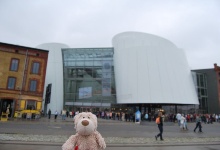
[0,99,14,118]
[79,107,96,112]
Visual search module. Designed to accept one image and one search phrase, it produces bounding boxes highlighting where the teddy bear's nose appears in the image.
[82,120,89,126]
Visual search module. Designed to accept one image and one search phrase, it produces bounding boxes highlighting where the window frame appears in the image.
[29,79,37,92]
[7,77,16,90]
[26,100,36,110]
[31,61,40,74]
[10,58,19,71]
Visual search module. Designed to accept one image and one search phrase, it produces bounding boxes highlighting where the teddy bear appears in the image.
[62,112,106,150]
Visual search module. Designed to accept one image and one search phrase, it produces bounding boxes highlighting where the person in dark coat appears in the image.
[155,111,164,141]
[194,115,203,133]
[48,109,51,119]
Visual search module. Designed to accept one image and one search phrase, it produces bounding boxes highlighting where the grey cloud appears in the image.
[0,0,219,69]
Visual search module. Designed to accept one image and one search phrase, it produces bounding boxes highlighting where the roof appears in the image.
[0,42,49,52]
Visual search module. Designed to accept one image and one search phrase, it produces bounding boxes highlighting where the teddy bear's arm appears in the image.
[62,135,77,150]
[94,131,106,149]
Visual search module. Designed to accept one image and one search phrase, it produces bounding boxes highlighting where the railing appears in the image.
[14,110,41,120]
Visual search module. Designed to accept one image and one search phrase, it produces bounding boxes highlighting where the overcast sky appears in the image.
[0,0,219,69]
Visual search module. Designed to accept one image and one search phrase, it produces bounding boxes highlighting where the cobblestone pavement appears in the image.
[0,116,220,145]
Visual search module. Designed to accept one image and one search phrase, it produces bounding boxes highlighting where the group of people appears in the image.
[154,112,217,141]
[176,113,203,132]
[176,113,188,130]
[41,107,220,144]
[44,108,219,142]
[97,111,136,122]
[166,113,220,124]
[44,109,80,120]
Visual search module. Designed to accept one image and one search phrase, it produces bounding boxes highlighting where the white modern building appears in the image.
[37,32,199,115]
[112,32,199,105]
[36,43,69,114]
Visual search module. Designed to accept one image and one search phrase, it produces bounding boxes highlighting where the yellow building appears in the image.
[0,42,48,119]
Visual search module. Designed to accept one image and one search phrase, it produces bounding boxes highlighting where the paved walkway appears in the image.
[0,116,220,146]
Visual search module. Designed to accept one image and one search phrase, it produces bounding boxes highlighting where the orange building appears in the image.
[0,42,48,119]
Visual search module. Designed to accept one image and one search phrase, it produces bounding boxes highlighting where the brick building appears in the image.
[0,42,48,118]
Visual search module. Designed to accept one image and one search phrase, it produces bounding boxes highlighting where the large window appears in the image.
[30,80,37,91]
[26,100,36,110]
[62,48,116,108]
[196,73,208,113]
[10,58,19,71]
[31,62,40,74]
[7,77,16,89]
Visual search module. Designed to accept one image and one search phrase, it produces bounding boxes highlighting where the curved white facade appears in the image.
[112,32,199,104]
[36,43,69,114]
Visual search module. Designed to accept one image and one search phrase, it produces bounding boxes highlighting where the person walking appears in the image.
[194,114,203,133]
[180,114,186,130]
[184,116,188,130]
[69,111,72,118]
[176,112,181,126]
[48,109,51,119]
[62,109,66,120]
[6,106,10,118]
[215,114,219,123]
[155,111,164,141]
[54,110,58,120]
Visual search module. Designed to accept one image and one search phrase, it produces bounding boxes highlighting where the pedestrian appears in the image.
[219,114,220,123]
[54,110,58,120]
[66,110,69,118]
[69,111,72,118]
[101,111,104,119]
[184,116,188,130]
[155,111,164,141]
[72,110,75,118]
[41,110,44,117]
[116,113,119,120]
[194,115,203,133]
[180,114,186,130]
[48,109,51,119]
[215,114,219,122]
[109,111,112,119]
[62,109,66,120]
[190,114,193,122]
[176,112,181,126]
[6,106,10,118]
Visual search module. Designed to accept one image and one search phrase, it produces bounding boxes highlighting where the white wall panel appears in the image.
[36,43,69,114]
[112,32,198,105]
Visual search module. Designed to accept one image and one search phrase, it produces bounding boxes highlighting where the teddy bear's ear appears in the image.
[73,113,82,125]
[88,112,98,128]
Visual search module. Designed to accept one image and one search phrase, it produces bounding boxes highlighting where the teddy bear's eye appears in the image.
[83,117,85,118]
[88,117,90,119]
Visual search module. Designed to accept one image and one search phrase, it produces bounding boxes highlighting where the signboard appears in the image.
[37,102,42,110]
[20,100,25,110]
[79,87,92,99]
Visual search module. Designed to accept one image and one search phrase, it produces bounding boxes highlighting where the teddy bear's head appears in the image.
[73,112,98,136]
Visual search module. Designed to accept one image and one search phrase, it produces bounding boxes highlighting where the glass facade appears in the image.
[62,48,116,112]
[192,72,208,113]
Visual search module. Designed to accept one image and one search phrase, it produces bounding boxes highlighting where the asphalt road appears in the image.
[0,142,220,150]
[1,117,220,150]
[0,117,220,139]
